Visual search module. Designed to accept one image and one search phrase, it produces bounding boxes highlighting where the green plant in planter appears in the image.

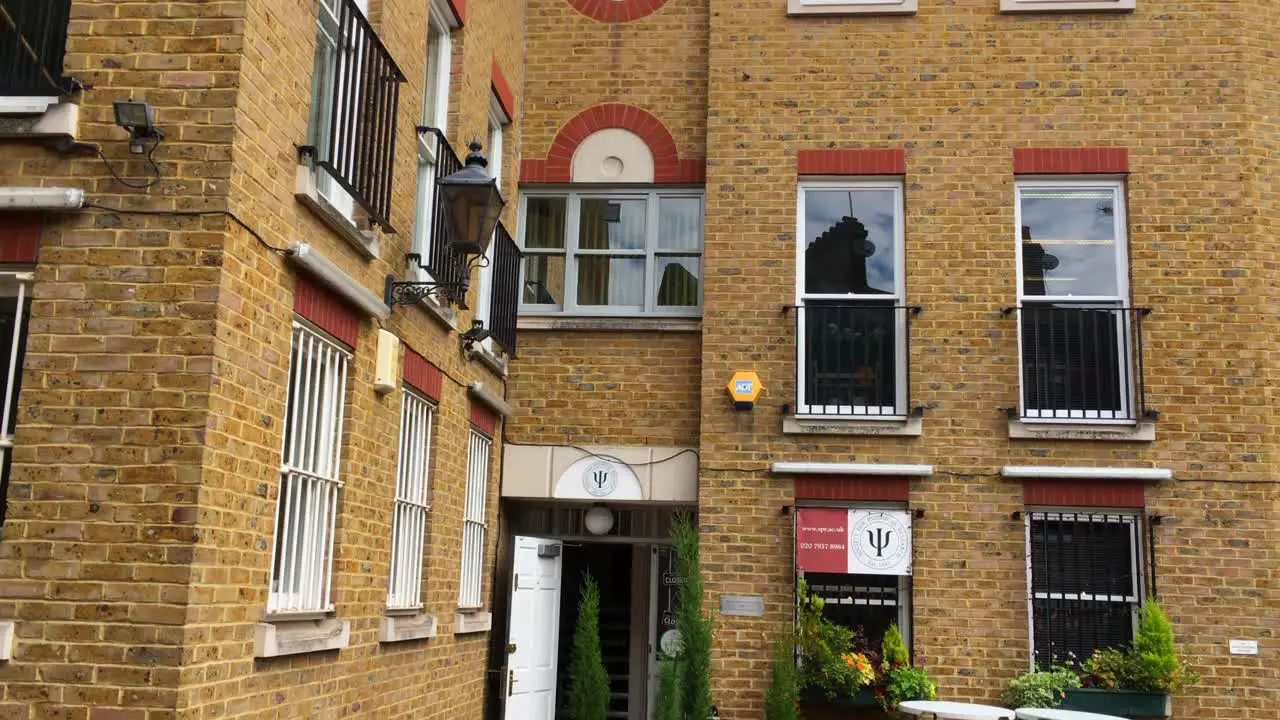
[764,637,800,720]
[873,624,938,711]
[653,658,681,720]
[1132,598,1200,693]
[671,512,715,720]
[1001,668,1081,709]
[881,623,910,668]
[568,572,610,720]
[794,579,875,700]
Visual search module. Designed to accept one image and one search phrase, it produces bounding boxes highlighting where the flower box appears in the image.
[1061,688,1172,718]
[799,686,879,708]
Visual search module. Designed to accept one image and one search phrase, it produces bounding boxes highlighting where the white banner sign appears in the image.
[848,509,912,576]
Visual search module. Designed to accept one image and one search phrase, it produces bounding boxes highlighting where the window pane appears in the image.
[522,255,565,305]
[1020,188,1119,297]
[655,257,700,307]
[804,190,897,295]
[658,197,703,250]
[805,571,906,652]
[580,199,645,251]
[577,256,644,307]
[525,197,567,250]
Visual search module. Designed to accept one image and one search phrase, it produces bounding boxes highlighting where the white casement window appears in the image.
[787,0,917,17]
[473,96,508,340]
[1001,0,1134,13]
[1025,511,1143,668]
[386,390,435,610]
[307,0,369,219]
[268,323,351,614]
[1014,179,1135,422]
[519,190,704,316]
[795,181,908,417]
[0,272,32,527]
[409,4,455,272]
[458,429,492,609]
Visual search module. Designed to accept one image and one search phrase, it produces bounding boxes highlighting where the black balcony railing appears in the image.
[792,303,920,418]
[489,222,520,356]
[1007,302,1153,423]
[417,127,468,303]
[0,0,75,97]
[308,0,405,232]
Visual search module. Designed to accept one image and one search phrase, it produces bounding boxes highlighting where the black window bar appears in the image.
[1028,512,1142,667]
[1005,303,1155,423]
[304,0,405,232]
[788,303,922,419]
[488,221,521,356]
[415,126,468,303]
[0,0,76,97]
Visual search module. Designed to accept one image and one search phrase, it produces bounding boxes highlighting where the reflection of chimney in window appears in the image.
[807,216,878,294]
[1020,225,1059,296]
[603,202,622,223]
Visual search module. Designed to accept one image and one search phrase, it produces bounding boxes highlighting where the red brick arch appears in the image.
[566,0,668,23]
[519,103,705,184]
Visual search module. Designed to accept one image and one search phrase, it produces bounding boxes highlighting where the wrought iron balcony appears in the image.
[0,0,76,97]
[488,222,520,356]
[416,126,467,303]
[303,0,405,232]
[1005,302,1154,423]
[791,303,921,418]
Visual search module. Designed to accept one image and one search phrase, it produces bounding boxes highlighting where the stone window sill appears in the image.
[454,610,492,635]
[254,617,351,658]
[1000,0,1134,12]
[418,291,459,331]
[784,415,922,437]
[0,98,79,140]
[380,611,437,643]
[295,165,380,260]
[1008,418,1155,442]
[517,315,701,332]
[787,0,916,15]
[470,342,509,377]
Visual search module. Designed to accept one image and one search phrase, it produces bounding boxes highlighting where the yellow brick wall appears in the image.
[515,0,1279,718]
[0,0,526,717]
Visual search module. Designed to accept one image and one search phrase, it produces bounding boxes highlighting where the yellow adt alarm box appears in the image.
[727,371,763,411]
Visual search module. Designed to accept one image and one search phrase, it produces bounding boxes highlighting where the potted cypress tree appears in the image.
[653,512,716,719]
[1061,599,1199,718]
[567,572,610,720]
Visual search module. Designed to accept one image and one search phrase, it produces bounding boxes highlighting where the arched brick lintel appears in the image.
[520,103,705,184]
[566,0,668,24]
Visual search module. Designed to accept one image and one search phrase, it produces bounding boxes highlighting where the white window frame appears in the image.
[0,272,32,525]
[517,189,705,317]
[1001,0,1134,13]
[308,0,370,220]
[268,322,351,615]
[459,429,492,609]
[1023,510,1143,670]
[787,0,916,16]
[795,179,908,418]
[386,389,435,611]
[473,94,509,343]
[409,2,455,279]
[1014,178,1133,423]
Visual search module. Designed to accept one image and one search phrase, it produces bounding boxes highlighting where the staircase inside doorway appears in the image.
[555,543,633,719]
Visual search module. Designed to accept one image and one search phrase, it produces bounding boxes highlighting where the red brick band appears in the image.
[794,476,910,503]
[293,273,361,348]
[471,402,499,438]
[1014,147,1129,174]
[0,213,42,264]
[403,347,443,401]
[520,103,705,184]
[566,0,667,23]
[797,149,906,176]
[491,57,514,121]
[1023,479,1145,508]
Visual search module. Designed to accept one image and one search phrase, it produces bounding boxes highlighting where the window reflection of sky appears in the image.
[1021,190,1119,298]
[805,190,897,295]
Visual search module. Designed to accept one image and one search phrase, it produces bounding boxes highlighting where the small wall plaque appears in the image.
[1229,639,1258,655]
[719,595,765,617]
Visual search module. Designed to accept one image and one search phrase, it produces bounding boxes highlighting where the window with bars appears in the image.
[268,323,351,614]
[802,572,912,652]
[410,4,455,286]
[0,272,32,527]
[386,389,434,610]
[459,429,491,609]
[1026,511,1142,667]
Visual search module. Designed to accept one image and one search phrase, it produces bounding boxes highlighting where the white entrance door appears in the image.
[504,536,563,720]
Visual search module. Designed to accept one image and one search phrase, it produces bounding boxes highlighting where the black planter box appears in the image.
[799,686,880,708]
[1061,688,1172,718]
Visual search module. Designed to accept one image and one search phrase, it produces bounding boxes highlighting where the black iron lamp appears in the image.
[385,140,506,308]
